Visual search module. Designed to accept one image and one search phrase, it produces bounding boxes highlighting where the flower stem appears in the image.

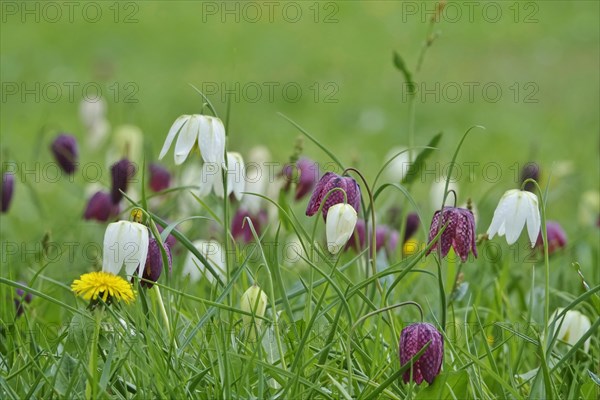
[86,308,103,400]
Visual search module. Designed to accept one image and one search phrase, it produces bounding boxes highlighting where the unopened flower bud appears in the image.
[140,238,172,288]
[240,284,268,341]
[51,134,78,174]
[2,173,15,213]
[326,203,358,254]
[110,158,136,204]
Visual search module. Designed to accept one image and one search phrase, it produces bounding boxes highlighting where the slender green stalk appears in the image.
[86,308,103,400]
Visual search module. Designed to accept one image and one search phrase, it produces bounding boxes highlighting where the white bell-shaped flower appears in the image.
[326,203,358,254]
[102,221,149,278]
[182,240,226,284]
[197,152,245,200]
[159,114,226,165]
[549,308,591,353]
[487,189,541,247]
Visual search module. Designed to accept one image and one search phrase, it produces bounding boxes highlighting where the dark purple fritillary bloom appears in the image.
[14,283,33,318]
[110,158,136,204]
[520,162,540,192]
[2,173,15,213]
[140,238,172,289]
[346,221,400,253]
[427,207,477,262]
[404,212,420,243]
[149,163,171,192]
[535,220,567,254]
[51,134,78,175]
[231,207,269,243]
[399,322,444,385]
[282,158,320,201]
[305,172,360,219]
[83,191,119,222]
[156,223,177,248]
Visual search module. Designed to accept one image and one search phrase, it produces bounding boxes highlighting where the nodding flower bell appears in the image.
[306,172,360,219]
[346,220,400,254]
[231,207,268,243]
[140,238,172,288]
[325,203,358,254]
[14,283,33,317]
[548,308,591,353]
[282,158,320,200]
[83,191,119,222]
[427,207,477,262]
[159,114,226,165]
[2,173,15,213]
[148,163,171,192]
[535,220,567,254]
[51,134,78,174]
[399,323,444,385]
[102,220,149,278]
[110,158,136,204]
[487,189,541,247]
[404,212,420,243]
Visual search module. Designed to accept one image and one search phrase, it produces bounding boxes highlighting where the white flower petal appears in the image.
[174,115,200,165]
[227,152,245,201]
[326,204,358,254]
[159,115,190,160]
[524,192,541,247]
[504,193,528,245]
[198,116,226,164]
[102,222,125,274]
[487,190,517,239]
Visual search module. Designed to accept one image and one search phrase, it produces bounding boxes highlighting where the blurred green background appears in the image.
[1,1,598,277]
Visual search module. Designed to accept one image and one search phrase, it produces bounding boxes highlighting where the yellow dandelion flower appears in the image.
[71,271,135,304]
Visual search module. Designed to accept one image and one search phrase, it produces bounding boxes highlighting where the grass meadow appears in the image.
[1,1,599,399]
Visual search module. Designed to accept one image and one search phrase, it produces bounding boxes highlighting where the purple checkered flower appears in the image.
[231,207,269,243]
[427,207,477,262]
[83,191,120,222]
[520,162,540,192]
[110,158,136,204]
[306,172,360,219]
[535,220,567,254]
[148,163,171,192]
[140,238,172,289]
[399,322,444,385]
[282,158,320,201]
[51,134,78,175]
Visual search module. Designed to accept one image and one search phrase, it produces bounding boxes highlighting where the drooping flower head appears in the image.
[51,134,78,174]
[197,152,245,200]
[282,158,320,200]
[427,207,477,262]
[306,172,360,219]
[110,158,136,204]
[159,114,226,165]
[83,191,120,222]
[549,308,591,353]
[102,221,149,278]
[399,322,444,385]
[535,220,567,254]
[139,238,172,289]
[148,163,171,192]
[326,203,358,254]
[404,212,420,243]
[1,173,15,213]
[71,271,135,305]
[231,207,268,243]
[487,189,540,247]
